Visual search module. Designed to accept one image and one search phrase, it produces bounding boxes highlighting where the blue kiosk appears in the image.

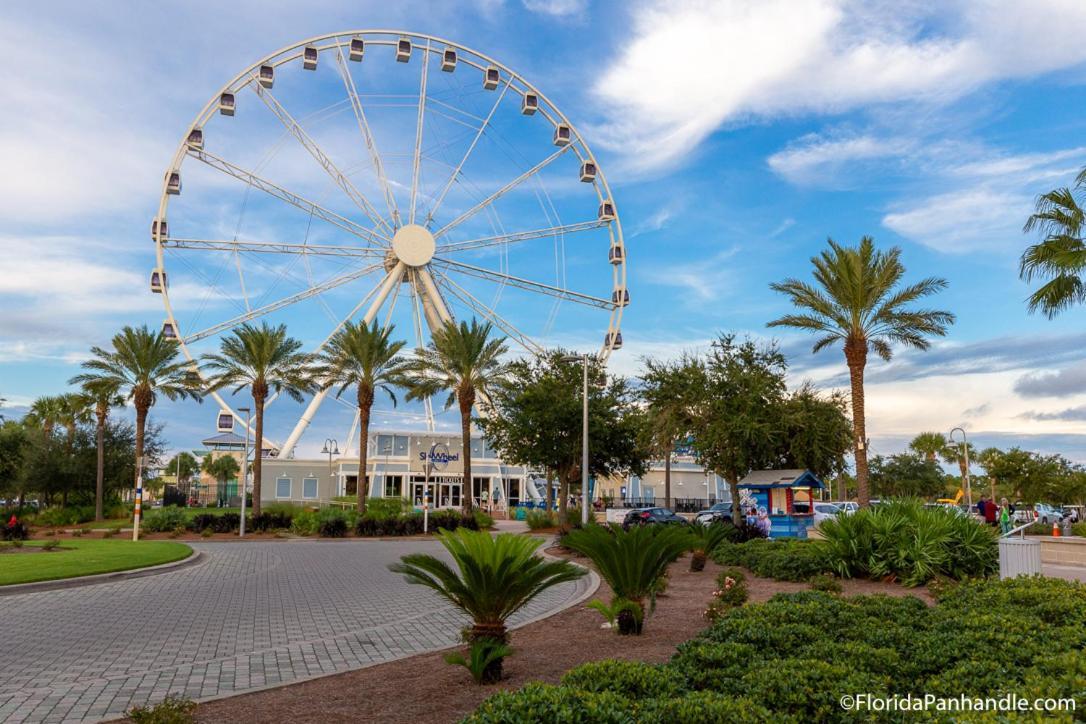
[737,469,823,539]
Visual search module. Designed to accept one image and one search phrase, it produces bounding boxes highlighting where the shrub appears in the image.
[818,499,998,586]
[473,509,495,530]
[249,507,295,532]
[127,696,196,724]
[188,513,217,533]
[34,506,95,527]
[200,529,213,538]
[212,513,240,533]
[1073,522,1086,538]
[317,509,349,538]
[688,522,730,571]
[41,539,61,551]
[563,524,691,634]
[809,574,842,593]
[445,638,513,684]
[142,507,187,533]
[637,693,781,724]
[561,660,685,699]
[365,497,411,520]
[2,520,29,541]
[290,510,318,536]
[705,572,748,622]
[713,539,832,581]
[525,509,558,530]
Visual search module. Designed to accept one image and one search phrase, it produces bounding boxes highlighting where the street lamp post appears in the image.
[949,427,972,509]
[238,407,251,537]
[321,438,340,496]
[561,353,591,527]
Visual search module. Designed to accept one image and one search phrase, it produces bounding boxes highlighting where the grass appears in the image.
[0,538,193,586]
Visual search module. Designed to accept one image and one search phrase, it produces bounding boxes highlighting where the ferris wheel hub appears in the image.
[391,223,436,267]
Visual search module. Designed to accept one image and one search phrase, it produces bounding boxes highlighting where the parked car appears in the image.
[622,507,688,530]
[813,502,842,526]
[924,502,971,518]
[1033,503,1065,525]
[694,502,733,526]
[828,501,859,515]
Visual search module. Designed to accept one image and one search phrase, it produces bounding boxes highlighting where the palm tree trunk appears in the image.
[664,450,672,511]
[459,390,474,515]
[357,387,374,515]
[252,382,267,518]
[845,338,870,507]
[729,477,742,526]
[558,472,570,524]
[134,394,150,521]
[95,406,106,522]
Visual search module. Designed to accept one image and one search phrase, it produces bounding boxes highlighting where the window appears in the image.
[384,474,402,498]
[276,477,291,499]
[393,435,409,456]
[302,477,318,499]
[770,488,788,515]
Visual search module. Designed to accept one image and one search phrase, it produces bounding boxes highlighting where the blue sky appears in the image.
[3,0,1086,461]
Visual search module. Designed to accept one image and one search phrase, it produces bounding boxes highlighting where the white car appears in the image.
[828,501,859,515]
[813,503,843,526]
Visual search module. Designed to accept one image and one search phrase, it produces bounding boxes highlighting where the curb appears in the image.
[0,548,205,597]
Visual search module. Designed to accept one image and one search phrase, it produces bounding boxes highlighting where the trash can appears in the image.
[998,537,1042,579]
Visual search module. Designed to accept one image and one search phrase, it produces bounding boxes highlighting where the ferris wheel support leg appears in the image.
[277,263,406,459]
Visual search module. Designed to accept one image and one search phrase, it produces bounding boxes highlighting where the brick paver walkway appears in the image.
[0,540,592,723]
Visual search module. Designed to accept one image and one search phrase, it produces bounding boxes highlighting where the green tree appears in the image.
[638,355,701,511]
[25,395,65,436]
[940,440,977,484]
[909,432,949,463]
[202,453,240,505]
[71,325,201,512]
[779,383,853,479]
[313,321,407,513]
[72,379,125,520]
[768,237,955,507]
[687,335,787,525]
[201,322,314,517]
[477,350,647,523]
[868,453,945,499]
[164,451,200,491]
[404,319,509,514]
[0,421,29,504]
[1019,165,1086,317]
[390,528,585,681]
[975,447,1005,499]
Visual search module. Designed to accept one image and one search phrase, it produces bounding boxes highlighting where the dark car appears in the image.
[622,507,687,530]
[694,502,734,526]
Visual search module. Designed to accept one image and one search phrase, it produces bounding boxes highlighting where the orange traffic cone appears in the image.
[1053,520,1061,537]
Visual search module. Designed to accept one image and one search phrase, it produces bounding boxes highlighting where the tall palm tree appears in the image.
[768,237,954,507]
[71,325,202,517]
[313,321,407,513]
[200,322,314,517]
[25,395,65,436]
[403,319,509,514]
[72,379,125,521]
[909,431,949,463]
[941,440,977,486]
[1019,166,1086,317]
[56,392,93,452]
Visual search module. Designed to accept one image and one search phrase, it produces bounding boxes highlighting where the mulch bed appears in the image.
[191,551,932,724]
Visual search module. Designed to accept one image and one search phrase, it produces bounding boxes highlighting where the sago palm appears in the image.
[201,322,313,517]
[768,237,954,507]
[73,378,125,521]
[688,521,731,572]
[389,528,585,682]
[71,325,202,522]
[403,319,509,514]
[908,431,949,463]
[562,524,691,634]
[313,321,407,513]
[1019,166,1086,317]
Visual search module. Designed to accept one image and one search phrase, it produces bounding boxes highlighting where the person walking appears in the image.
[984,497,998,527]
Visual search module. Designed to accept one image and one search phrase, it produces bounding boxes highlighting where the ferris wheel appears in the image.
[151,30,627,458]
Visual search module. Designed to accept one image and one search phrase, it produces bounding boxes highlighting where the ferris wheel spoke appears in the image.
[407,271,437,431]
[278,262,406,459]
[183,262,383,344]
[431,268,543,354]
[433,145,572,239]
[436,220,605,254]
[187,148,387,247]
[424,78,512,229]
[409,40,432,225]
[430,257,612,309]
[250,81,394,239]
[334,45,401,228]
[164,237,385,259]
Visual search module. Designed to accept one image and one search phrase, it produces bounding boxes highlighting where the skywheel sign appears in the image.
[410,436,463,474]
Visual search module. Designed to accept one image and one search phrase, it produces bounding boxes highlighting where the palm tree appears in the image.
[909,431,949,463]
[25,395,65,436]
[976,447,1004,501]
[941,440,976,484]
[1019,166,1086,317]
[768,237,954,507]
[202,453,240,506]
[313,321,407,513]
[56,393,93,452]
[72,378,125,521]
[403,319,509,514]
[200,322,314,517]
[390,528,585,682]
[71,325,202,517]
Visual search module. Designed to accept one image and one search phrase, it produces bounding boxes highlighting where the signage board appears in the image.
[409,436,464,474]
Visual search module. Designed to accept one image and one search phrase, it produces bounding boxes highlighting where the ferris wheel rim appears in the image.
[152,29,627,443]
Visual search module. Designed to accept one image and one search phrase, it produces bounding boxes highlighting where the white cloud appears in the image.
[768,134,914,185]
[641,247,740,302]
[591,0,1086,172]
[521,0,586,17]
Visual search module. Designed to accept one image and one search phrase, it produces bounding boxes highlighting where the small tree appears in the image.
[638,356,701,511]
[202,454,240,506]
[869,454,945,499]
[73,379,124,520]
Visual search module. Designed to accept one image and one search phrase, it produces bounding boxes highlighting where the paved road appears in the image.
[0,540,592,723]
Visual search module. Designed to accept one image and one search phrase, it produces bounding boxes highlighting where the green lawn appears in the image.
[0,539,194,586]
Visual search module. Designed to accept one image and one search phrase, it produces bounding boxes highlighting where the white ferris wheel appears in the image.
[151,30,628,458]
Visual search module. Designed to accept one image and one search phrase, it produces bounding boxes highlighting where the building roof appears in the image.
[200,432,279,454]
[738,469,824,489]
